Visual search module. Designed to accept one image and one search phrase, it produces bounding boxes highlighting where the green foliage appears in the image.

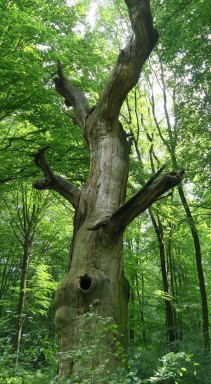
[0,368,53,384]
[56,309,126,382]
[148,352,199,383]
[26,264,58,316]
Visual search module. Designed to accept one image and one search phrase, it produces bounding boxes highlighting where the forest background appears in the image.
[0,0,210,382]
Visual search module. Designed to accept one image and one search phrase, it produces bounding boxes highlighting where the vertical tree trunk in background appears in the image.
[33,1,184,380]
[129,283,135,342]
[0,257,15,316]
[8,190,44,364]
[150,211,177,348]
[167,221,180,342]
[135,272,147,347]
[14,237,32,365]
[133,110,178,348]
[177,184,210,350]
[160,61,210,351]
[127,237,146,347]
[147,59,210,351]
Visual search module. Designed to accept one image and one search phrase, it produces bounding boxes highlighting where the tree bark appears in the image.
[33,0,184,380]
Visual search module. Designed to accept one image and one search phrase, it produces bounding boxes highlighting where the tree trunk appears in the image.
[135,272,147,347]
[8,188,45,364]
[177,184,210,350]
[32,1,184,379]
[167,222,180,343]
[55,120,130,379]
[14,238,32,365]
[150,211,177,349]
[56,230,129,379]
[147,58,210,351]
[0,257,15,316]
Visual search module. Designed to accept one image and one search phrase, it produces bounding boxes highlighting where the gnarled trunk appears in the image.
[55,120,130,379]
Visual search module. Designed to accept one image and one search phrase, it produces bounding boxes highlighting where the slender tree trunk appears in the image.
[14,238,32,365]
[150,211,177,349]
[7,188,45,363]
[135,272,147,347]
[129,283,135,342]
[177,184,210,350]
[132,105,178,349]
[147,59,210,351]
[167,222,180,343]
[0,257,15,316]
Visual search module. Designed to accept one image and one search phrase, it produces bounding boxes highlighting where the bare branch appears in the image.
[54,60,90,132]
[93,0,158,123]
[32,146,80,209]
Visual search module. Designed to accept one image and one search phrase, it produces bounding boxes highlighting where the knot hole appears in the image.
[79,274,92,291]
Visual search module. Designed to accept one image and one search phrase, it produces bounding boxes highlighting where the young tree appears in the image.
[33,0,183,379]
[5,187,49,364]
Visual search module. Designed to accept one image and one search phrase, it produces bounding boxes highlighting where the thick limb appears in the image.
[90,0,158,124]
[33,146,80,209]
[109,167,184,234]
[88,166,184,233]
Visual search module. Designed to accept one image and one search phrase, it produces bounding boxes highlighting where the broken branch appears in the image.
[54,60,90,132]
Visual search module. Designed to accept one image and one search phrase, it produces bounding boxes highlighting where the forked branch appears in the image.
[32,146,80,209]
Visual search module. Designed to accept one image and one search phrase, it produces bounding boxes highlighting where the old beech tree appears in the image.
[33,0,183,379]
